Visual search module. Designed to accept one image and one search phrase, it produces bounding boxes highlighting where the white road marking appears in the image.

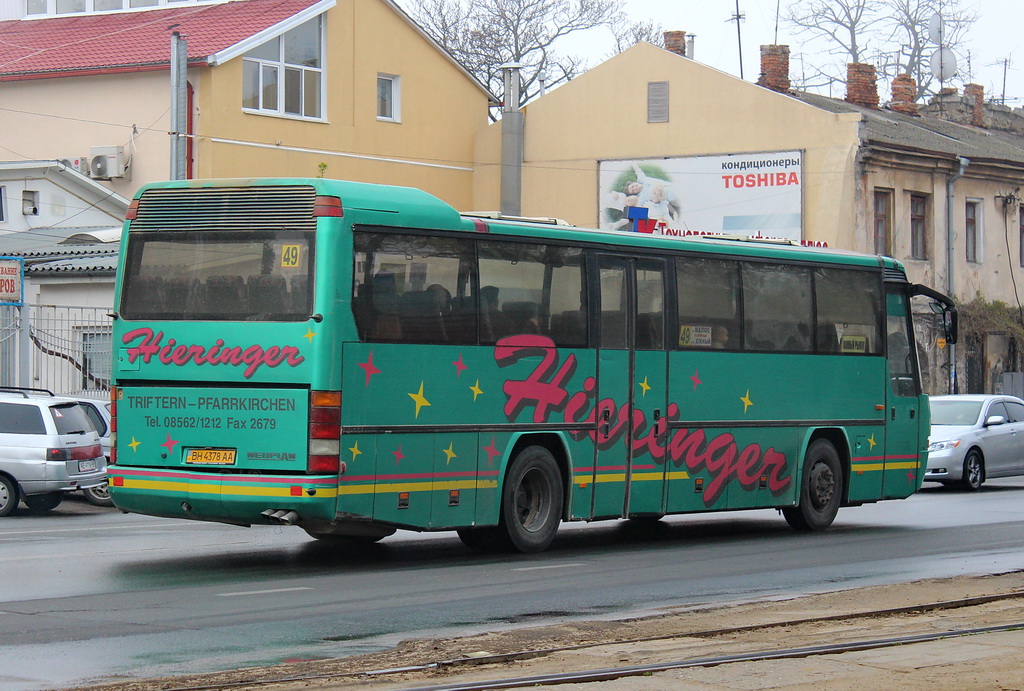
[216,587,314,597]
[512,563,588,572]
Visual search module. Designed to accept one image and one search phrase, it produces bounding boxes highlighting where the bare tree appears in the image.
[407,0,624,114]
[880,0,977,100]
[784,0,977,101]
[609,17,664,55]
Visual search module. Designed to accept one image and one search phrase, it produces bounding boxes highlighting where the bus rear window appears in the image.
[119,231,315,321]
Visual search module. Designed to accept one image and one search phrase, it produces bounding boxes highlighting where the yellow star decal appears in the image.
[303,328,317,342]
[442,442,457,465]
[128,437,141,452]
[867,434,877,449]
[349,441,362,461]
[408,381,431,418]
[741,389,753,413]
[470,379,483,401]
[638,376,651,396]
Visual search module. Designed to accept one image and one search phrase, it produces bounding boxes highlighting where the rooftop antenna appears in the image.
[730,0,745,79]
[774,0,780,44]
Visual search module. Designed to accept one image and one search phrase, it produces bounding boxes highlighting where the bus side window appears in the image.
[676,256,739,350]
[742,263,812,352]
[814,268,883,355]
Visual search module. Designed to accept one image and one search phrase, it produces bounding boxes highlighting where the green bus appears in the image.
[107,178,956,553]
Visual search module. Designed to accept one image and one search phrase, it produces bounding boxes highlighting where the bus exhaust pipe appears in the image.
[261,509,300,525]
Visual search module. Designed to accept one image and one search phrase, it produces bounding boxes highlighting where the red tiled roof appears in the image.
[0,0,322,81]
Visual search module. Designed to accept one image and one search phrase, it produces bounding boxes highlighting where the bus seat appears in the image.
[446,296,478,344]
[600,310,627,349]
[502,301,540,334]
[551,310,586,347]
[247,275,288,315]
[133,276,165,313]
[400,290,447,343]
[636,313,664,350]
[206,275,247,310]
[816,324,840,353]
[164,276,201,314]
[289,275,309,311]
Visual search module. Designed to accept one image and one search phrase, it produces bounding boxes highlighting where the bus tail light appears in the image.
[313,196,343,217]
[309,390,341,473]
[109,386,118,465]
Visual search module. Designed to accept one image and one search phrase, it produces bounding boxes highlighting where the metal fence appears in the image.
[0,304,112,398]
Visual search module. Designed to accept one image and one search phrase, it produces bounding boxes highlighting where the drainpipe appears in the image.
[170,31,188,180]
[946,156,969,393]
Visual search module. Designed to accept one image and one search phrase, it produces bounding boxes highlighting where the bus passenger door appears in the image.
[591,255,668,519]
[883,285,923,498]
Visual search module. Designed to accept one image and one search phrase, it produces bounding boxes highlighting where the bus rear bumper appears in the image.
[107,466,339,526]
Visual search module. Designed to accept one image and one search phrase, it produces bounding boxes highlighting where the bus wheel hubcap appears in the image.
[808,462,834,510]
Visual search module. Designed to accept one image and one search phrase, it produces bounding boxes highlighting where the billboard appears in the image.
[0,257,24,306]
[599,151,804,242]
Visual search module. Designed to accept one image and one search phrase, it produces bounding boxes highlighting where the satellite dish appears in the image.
[928,12,945,45]
[930,47,957,81]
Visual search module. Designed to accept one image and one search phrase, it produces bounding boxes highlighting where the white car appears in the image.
[925,394,1024,490]
[0,388,107,516]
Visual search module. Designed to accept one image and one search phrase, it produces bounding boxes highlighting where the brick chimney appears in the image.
[889,73,919,116]
[846,63,879,109]
[757,45,790,93]
[664,31,687,57]
[964,83,986,127]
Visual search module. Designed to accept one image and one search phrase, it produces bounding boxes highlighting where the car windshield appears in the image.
[931,399,983,426]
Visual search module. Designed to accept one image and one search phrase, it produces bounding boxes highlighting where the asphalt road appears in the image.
[3,480,1024,690]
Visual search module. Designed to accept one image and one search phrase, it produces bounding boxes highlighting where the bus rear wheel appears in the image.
[783,439,842,531]
[499,445,563,553]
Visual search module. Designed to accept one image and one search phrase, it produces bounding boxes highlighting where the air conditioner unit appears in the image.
[89,145,126,180]
[58,156,91,176]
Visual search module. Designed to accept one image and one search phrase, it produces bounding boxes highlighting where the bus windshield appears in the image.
[119,230,314,321]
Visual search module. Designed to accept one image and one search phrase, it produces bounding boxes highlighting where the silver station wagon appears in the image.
[0,387,108,516]
[925,394,1024,490]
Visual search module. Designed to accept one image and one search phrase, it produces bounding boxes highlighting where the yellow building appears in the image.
[0,0,492,210]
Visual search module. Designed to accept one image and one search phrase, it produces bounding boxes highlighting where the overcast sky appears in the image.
[557,0,1024,106]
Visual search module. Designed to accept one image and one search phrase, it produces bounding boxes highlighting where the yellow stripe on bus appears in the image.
[574,471,690,486]
[119,479,340,498]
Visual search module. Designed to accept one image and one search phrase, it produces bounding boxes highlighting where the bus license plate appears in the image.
[185,449,237,465]
[78,459,97,472]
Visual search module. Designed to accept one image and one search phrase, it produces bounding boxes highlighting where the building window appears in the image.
[81,330,112,390]
[873,189,892,255]
[910,193,927,260]
[0,187,6,222]
[965,199,980,263]
[27,0,202,15]
[647,81,669,123]
[242,16,323,119]
[377,74,401,122]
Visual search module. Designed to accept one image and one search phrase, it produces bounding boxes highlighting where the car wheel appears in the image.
[0,476,18,517]
[960,449,984,491]
[23,492,63,512]
[783,439,843,531]
[83,482,114,507]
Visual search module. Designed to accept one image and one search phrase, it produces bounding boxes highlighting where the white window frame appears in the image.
[965,198,983,264]
[242,17,325,121]
[377,74,401,123]
[26,0,199,17]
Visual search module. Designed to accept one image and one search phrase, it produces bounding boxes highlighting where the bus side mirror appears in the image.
[942,307,958,345]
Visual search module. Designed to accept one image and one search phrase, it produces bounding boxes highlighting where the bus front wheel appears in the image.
[782,439,842,531]
[499,445,563,553]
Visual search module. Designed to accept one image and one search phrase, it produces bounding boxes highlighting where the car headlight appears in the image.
[928,439,962,452]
